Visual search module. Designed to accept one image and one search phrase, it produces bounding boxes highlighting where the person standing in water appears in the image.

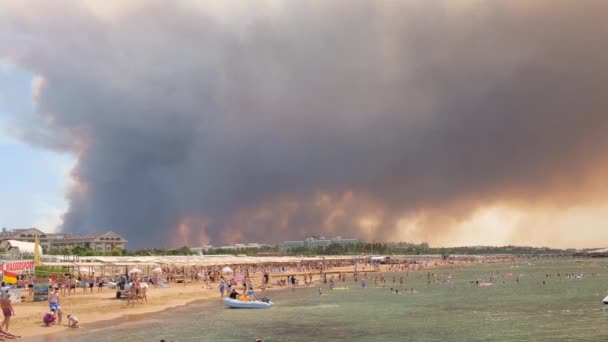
[247,286,256,301]
[219,279,226,299]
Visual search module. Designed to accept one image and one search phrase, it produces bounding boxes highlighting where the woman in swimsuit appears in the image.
[1,294,15,332]
[219,280,225,299]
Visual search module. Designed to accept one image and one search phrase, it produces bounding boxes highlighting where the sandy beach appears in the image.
[17,265,363,340]
[14,255,512,341]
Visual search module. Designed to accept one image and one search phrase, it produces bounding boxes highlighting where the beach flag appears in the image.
[34,234,41,266]
[3,271,17,284]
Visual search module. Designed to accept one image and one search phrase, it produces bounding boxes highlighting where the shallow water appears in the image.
[35,259,608,341]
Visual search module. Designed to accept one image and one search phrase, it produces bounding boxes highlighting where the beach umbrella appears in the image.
[128,268,143,275]
[152,267,163,273]
[222,266,233,274]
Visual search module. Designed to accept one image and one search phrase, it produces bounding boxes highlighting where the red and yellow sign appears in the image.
[3,260,35,273]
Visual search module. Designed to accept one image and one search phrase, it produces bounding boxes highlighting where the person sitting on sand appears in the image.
[43,312,56,326]
[67,315,79,328]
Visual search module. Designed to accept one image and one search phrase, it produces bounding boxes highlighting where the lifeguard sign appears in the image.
[2,260,35,274]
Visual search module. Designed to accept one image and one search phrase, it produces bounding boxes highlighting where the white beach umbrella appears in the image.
[222,266,233,274]
[128,268,143,275]
[152,267,163,273]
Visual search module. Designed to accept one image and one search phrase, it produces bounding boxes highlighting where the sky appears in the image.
[1,0,607,249]
[0,63,73,232]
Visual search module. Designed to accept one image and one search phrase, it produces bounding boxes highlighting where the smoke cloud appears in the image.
[2,1,608,248]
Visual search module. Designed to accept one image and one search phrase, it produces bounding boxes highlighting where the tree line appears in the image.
[44,243,570,257]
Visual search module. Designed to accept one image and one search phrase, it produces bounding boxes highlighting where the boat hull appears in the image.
[223,298,273,309]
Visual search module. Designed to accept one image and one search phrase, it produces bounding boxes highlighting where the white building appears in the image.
[283,236,360,249]
[0,228,127,252]
[0,240,43,257]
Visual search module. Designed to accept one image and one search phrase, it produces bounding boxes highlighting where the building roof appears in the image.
[46,231,127,243]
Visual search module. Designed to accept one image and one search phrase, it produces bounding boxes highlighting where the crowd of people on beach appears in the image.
[0,254,520,340]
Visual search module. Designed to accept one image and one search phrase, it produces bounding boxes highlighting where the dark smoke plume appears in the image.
[2,1,608,248]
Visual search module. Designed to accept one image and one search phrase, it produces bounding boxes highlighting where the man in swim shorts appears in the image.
[48,288,59,312]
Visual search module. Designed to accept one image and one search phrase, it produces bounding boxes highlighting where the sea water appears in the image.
[34,259,608,341]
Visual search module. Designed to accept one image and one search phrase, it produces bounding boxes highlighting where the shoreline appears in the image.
[19,265,365,340]
[24,277,310,342]
[19,259,513,341]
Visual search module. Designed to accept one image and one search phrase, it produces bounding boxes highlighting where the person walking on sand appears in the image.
[0,294,14,332]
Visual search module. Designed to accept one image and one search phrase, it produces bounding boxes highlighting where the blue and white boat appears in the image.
[223,298,273,309]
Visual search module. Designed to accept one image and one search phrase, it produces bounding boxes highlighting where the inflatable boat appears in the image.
[224,298,273,309]
[603,295,608,305]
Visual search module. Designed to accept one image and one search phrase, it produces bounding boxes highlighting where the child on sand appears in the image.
[43,312,56,326]
[67,315,79,328]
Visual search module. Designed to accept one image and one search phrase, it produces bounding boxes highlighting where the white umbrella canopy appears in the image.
[128,268,143,275]
[152,267,163,273]
[222,266,233,274]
